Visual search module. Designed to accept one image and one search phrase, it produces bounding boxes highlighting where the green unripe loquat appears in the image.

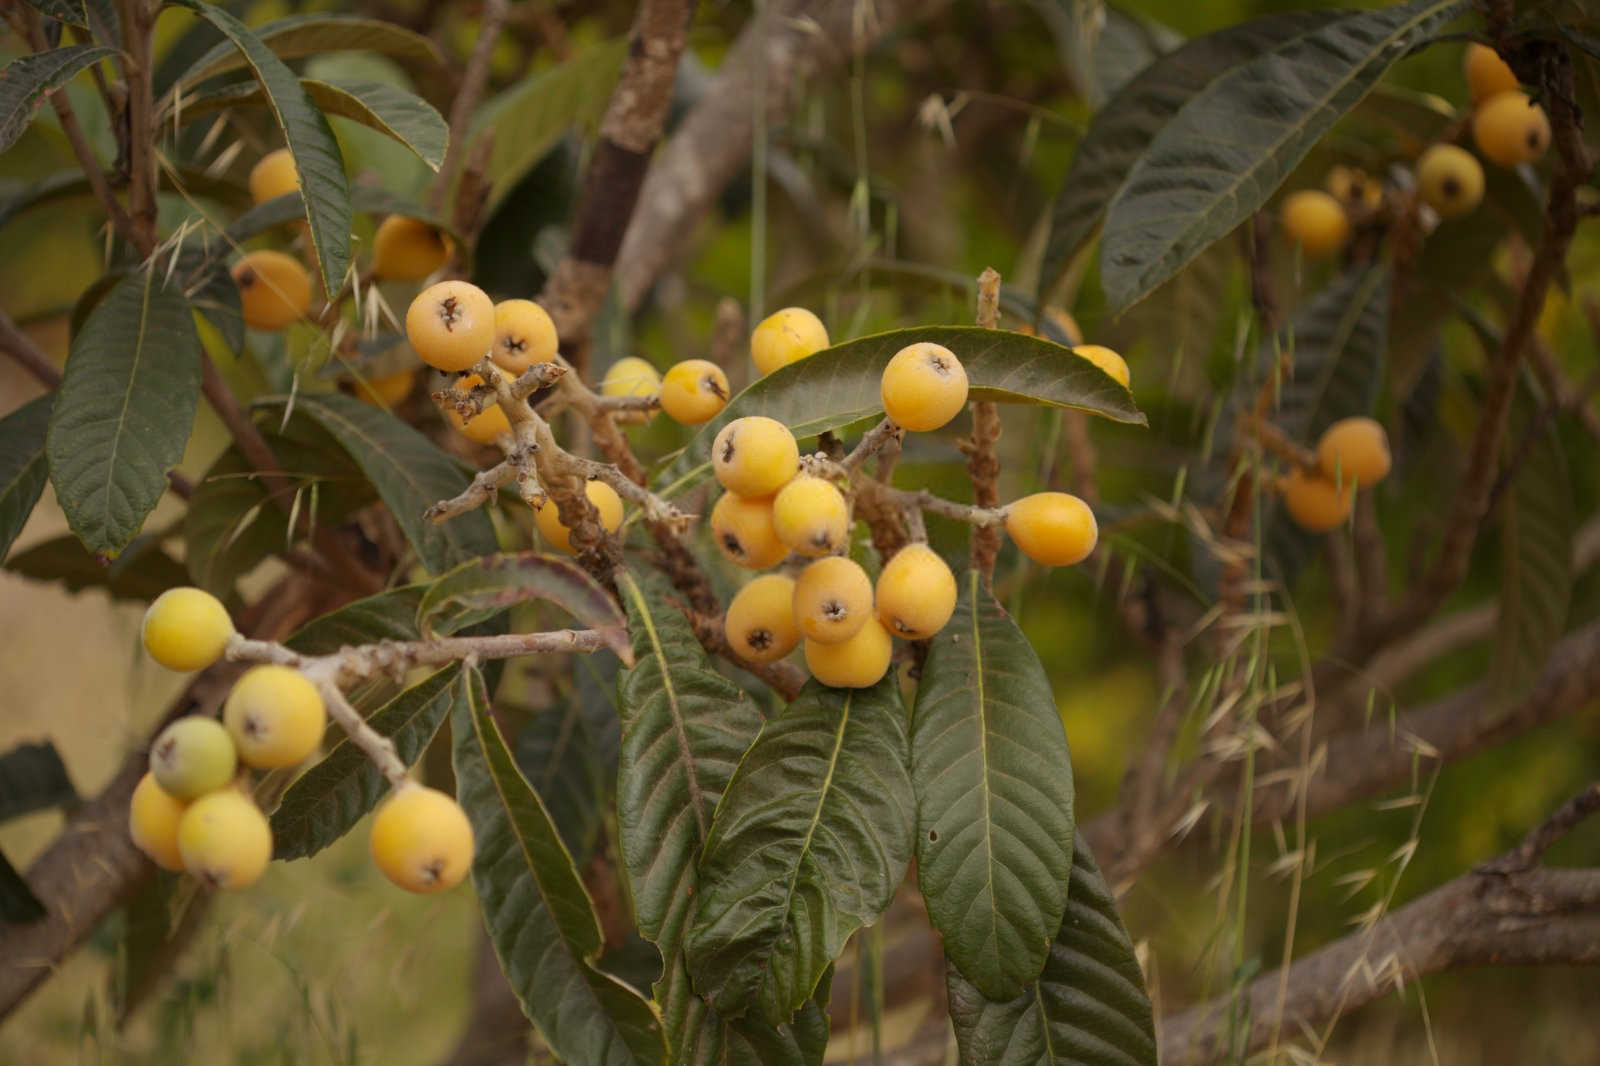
[1279,468,1355,532]
[406,281,496,373]
[490,299,559,375]
[129,771,187,872]
[713,416,800,497]
[710,492,788,569]
[751,307,829,375]
[1004,492,1098,567]
[792,555,873,645]
[248,149,298,205]
[370,784,475,894]
[372,216,452,281]
[772,475,850,558]
[875,544,957,639]
[1280,190,1350,258]
[1315,416,1392,488]
[1416,144,1485,219]
[445,370,512,446]
[724,574,801,664]
[142,587,234,671]
[150,717,238,800]
[1473,91,1551,167]
[178,789,272,890]
[232,251,312,331]
[535,480,624,554]
[1464,42,1519,103]
[1073,344,1131,389]
[659,360,730,424]
[880,342,970,432]
[224,665,327,770]
[804,616,893,689]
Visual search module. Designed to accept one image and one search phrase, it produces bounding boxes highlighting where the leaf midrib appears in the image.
[969,570,1004,977]
[97,270,157,532]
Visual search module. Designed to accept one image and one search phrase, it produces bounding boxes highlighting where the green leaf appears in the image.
[665,959,832,1066]
[474,39,629,213]
[657,326,1143,497]
[168,14,446,96]
[46,269,202,557]
[1490,392,1574,704]
[1,850,45,924]
[224,183,456,251]
[686,678,915,1026]
[1098,0,1467,312]
[0,45,118,155]
[1038,11,1342,301]
[25,0,90,29]
[176,78,447,170]
[286,585,425,652]
[258,392,496,574]
[116,870,206,1024]
[947,837,1156,1066]
[913,570,1076,1001]
[0,396,52,562]
[174,2,353,294]
[513,656,618,862]
[0,741,77,822]
[417,552,630,660]
[4,533,188,602]
[271,666,459,861]
[185,255,246,354]
[451,668,667,1066]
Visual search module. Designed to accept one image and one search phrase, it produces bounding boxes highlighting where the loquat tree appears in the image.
[0,0,1598,1063]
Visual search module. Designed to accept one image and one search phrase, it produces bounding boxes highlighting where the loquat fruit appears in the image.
[750,307,829,375]
[875,544,957,639]
[1073,344,1131,389]
[178,789,272,890]
[1279,468,1355,532]
[1464,42,1519,103]
[1315,416,1391,488]
[445,370,513,446]
[1280,190,1350,258]
[354,369,416,409]
[535,480,624,554]
[804,616,893,689]
[1004,492,1098,567]
[880,342,970,432]
[406,280,496,373]
[710,492,789,570]
[712,416,800,498]
[724,574,801,664]
[370,784,475,894]
[142,587,234,672]
[601,357,662,405]
[490,299,559,376]
[1325,165,1384,213]
[792,555,874,645]
[1416,144,1485,219]
[149,717,238,800]
[248,148,298,205]
[659,360,730,424]
[129,771,187,872]
[223,664,327,770]
[772,475,850,558]
[232,250,312,331]
[372,216,452,281]
[1473,91,1550,167]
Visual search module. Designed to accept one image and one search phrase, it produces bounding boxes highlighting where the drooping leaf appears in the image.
[417,552,630,661]
[4,533,188,602]
[657,326,1143,497]
[513,655,619,862]
[1,850,45,924]
[186,257,246,354]
[271,667,459,860]
[686,678,915,1026]
[913,570,1076,1001]
[168,14,446,97]
[46,269,203,557]
[173,1,353,294]
[1038,10,1343,301]
[0,396,52,562]
[0,741,77,822]
[665,958,832,1066]
[285,585,426,652]
[258,391,496,574]
[0,45,118,155]
[1490,392,1574,705]
[473,39,628,212]
[947,837,1156,1066]
[1098,0,1467,312]
[25,0,90,29]
[451,668,666,1066]
[176,78,448,169]
[225,182,453,250]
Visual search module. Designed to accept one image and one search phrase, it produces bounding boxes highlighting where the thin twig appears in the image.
[428,0,510,215]
[840,417,903,474]
[0,308,64,390]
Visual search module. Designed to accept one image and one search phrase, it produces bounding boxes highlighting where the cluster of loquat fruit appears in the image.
[1277,416,1393,532]
[1280,43,1550,259]
[129,587,474,894]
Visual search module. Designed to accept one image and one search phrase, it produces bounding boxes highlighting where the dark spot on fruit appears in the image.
[822,598,847,621]
[1527,129,1544,150]
[720,435,737,463]
[237,268,258,289]
[810,530,833,549]
[705,375,728,400]
[440,296,462,330]
[503,333,527,354]
[1442,177,1460,198]
[422,858,444,883]
[721,532,745,558]
[928,829,938,842]
[244,713,266,739]
[156,737,176,763]
[891,616,915,635]
[929,354,951,374]
[748,628,773,651]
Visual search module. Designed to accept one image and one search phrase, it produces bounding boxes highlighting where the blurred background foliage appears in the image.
[2,0,1598,1062]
